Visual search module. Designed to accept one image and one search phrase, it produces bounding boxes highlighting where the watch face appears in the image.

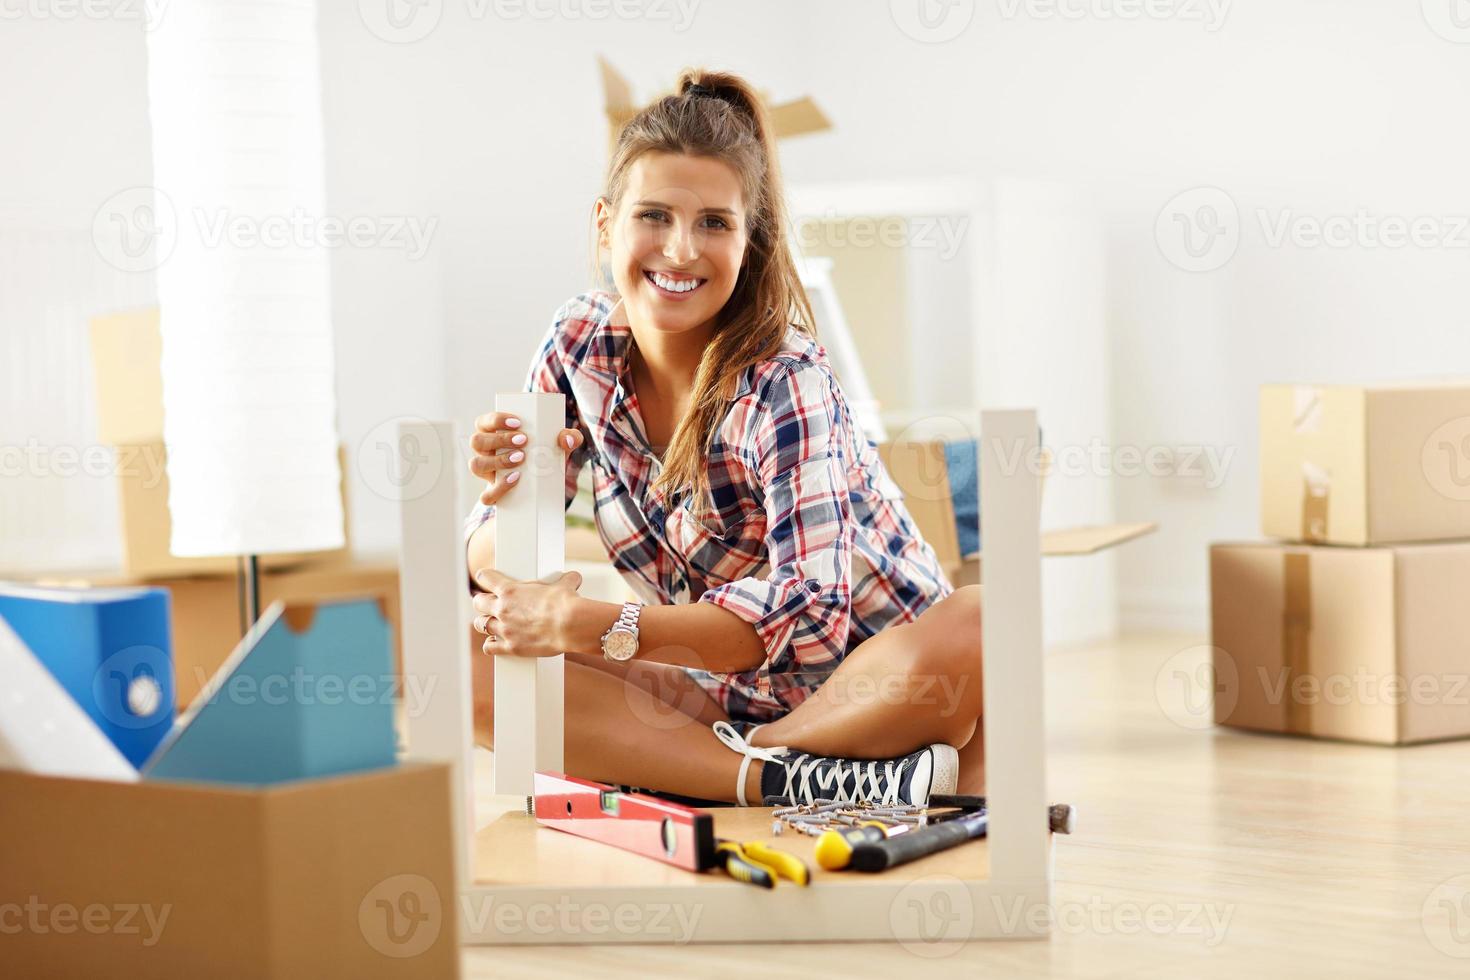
[605,630,638,661]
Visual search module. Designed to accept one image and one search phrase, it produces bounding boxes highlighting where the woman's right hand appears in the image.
[469,411,586,506]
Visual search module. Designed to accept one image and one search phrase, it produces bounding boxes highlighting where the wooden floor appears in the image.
[464,633,1470,978]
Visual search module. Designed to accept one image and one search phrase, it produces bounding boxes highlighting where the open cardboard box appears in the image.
[0,593,459,978]
[598,55,831,156]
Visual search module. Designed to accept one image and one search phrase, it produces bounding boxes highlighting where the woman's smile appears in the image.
[644,268,708,300]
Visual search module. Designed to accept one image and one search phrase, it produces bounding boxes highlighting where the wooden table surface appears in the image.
[474,802,986,888]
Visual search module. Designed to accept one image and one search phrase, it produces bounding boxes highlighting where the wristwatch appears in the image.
[600,601,643,662]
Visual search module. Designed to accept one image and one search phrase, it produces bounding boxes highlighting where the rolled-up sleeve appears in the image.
[462,302,593,543]
[697,360,854,678]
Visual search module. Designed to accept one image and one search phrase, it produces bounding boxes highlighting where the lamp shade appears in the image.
[144,0,343,557]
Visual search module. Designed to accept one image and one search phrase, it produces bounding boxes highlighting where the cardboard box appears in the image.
[1260,381,1470,545]
[1211,541,1470,745]
[598,56,830,156]
[37,561,401,709]
[0,762,459,978]
[114,441,349,578]
[90,309,166,446]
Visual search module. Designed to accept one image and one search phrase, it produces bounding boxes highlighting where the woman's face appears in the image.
[598,151,749,341]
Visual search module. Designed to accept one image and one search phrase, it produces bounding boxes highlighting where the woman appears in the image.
[464,69,983,807]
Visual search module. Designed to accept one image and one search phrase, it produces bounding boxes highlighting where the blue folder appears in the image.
[0,582,174,768]
[144,597,396,786]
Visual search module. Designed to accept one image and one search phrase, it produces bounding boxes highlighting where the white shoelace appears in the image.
[778,755,911,806]
[712,721,788,806]
[712,721,913,806]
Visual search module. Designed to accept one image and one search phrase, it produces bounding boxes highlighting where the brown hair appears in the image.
[596,67,816,506]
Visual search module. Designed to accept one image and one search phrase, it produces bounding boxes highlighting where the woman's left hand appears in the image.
[472,568,584,658]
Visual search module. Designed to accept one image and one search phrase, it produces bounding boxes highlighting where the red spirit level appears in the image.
[529,771,718,872]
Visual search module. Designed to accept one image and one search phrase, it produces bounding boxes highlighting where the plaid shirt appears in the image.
[465,291,953,722]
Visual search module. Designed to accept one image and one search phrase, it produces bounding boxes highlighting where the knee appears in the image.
[905,586,983,725]
[913,586,981,668]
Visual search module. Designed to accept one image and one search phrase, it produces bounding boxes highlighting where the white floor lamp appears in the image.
[145,0,344,593]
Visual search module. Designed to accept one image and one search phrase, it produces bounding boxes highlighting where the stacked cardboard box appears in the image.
[1212,383,1470,744]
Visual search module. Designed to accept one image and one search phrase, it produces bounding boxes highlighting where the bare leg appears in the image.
[472,635,761,802]
[750,586,983,758]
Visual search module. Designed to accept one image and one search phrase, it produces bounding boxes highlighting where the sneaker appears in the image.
[712,720,958,807]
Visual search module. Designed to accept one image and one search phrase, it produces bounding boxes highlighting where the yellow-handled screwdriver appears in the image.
[814,822,893,871]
